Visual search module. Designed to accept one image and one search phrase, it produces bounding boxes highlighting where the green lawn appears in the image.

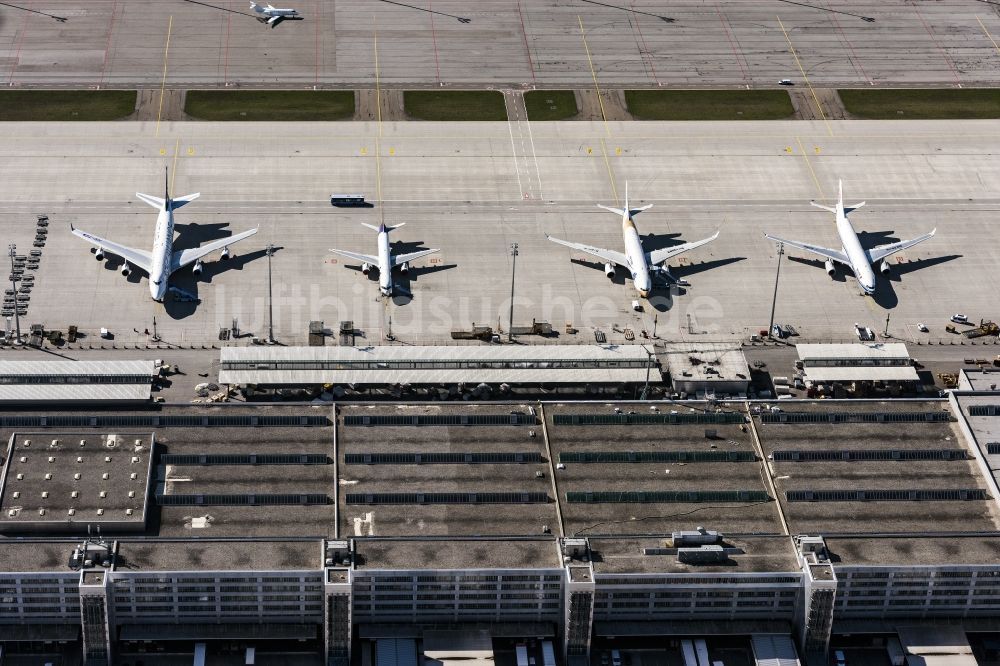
[185,90,355,121]
[839,88,1000,119]
[524,90,579,121]
[625,89,794,120]
[0,91,136,121]
[404,90,507,121]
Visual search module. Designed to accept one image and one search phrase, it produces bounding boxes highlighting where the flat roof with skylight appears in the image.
[0,432,154,533]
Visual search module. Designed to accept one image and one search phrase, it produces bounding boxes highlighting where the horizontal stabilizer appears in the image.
[170,192,201,210]
[809,201,836,214]
[597,204,627,216]
[361,222,406,233]
[598,203,652,218]
[843,201,865,214]
[136,192,165,210]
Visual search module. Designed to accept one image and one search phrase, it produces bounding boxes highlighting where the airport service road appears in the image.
[2,0,1000,88]
[1,119,999,348]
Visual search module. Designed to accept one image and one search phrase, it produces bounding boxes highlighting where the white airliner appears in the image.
[71,170,259,302]
[329,222,439,297]
[250,1,300,26]
[546,183,719,297]
[764,180,936,295]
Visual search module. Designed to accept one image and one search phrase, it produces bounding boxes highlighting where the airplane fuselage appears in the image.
[147,205,175,302]
[835,210,876,295]
[622,214,652,297]
[377,230,393,296]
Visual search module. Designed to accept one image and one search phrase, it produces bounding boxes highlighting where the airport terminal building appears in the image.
[1,396,1000,665]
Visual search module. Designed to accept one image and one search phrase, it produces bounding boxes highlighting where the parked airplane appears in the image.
[764,180,936,295]
[329,222,439,297]
[546,183,719,297]
[250,1,300,26]
[71,170,259,302]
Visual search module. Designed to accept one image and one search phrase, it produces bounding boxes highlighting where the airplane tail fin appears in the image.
[250,1,262,12]
[833,179,865,214]
[597,181,653,218]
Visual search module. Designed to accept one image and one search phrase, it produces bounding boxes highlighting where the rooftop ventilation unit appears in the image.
[677,545,727,564]
[673,528,722,546]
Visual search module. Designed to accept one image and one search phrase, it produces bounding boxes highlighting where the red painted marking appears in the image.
[629,1,659,86]
[7,3,32,85]
[910,1,962,87]
[715,1,750,86]
[826,0,871,84]
[429,0,442,84]
[516,0,536,84]
[98,0,118,88]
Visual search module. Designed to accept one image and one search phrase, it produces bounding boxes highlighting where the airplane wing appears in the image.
[393,248,439,267]
[866,229,936,263]
[546,235,628,266]
[71,225,153,273]
[172,227,259,271]
[763,234,849,264]
[329,248,379,265]
[647,231,719,266]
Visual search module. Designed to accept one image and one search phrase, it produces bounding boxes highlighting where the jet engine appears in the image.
[121,262,131,277]
[604,262,616,278]
[361,262,372,275]
[192,260,204,276]
[824,260,835,276]
[94,248,104,261]
[880,259,890,274]
[220,247,232,261]
[400,262,410,274]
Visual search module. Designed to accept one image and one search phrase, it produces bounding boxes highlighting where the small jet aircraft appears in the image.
[329,222,439,297]
[764,180,936,295]
[71,169,259,302]
[546,182,719,297]
[250,1,301,27]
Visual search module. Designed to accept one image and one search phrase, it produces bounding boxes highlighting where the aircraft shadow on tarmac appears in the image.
[570,253,746,313]
[96,222,270,320]
[784,230,961,310]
